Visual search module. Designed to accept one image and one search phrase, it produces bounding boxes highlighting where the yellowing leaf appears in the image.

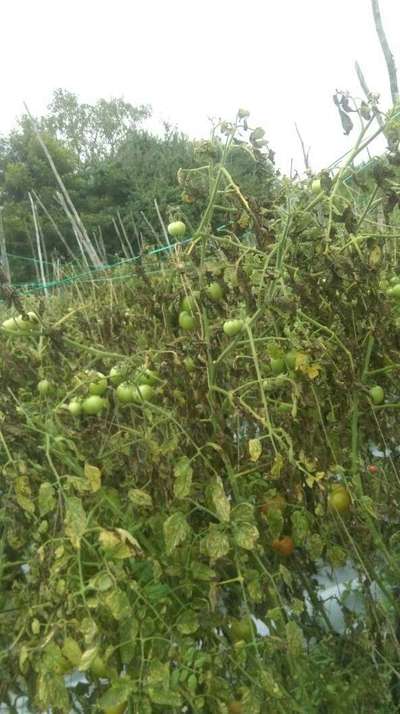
[163,512,190,554]
[84,463,101,492]
[271,453,284,480]
[64,497,86,550]
[15,476,35,514]
[249,438,262,462]
[210,476,231,522]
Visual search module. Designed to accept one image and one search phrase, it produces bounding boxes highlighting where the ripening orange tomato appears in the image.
[272,536,295,557]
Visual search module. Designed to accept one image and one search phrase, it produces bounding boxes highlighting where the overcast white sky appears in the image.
[1,0,399,173]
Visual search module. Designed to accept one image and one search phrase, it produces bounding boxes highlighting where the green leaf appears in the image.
[38,482,56,516]
[286,621,305,656]
[104,588,132,620]
[62,637,82,667]
[163,512,190,554]
[291,510,309,543]
[260,670,283,698]
[64,496,86,549]
[98,680,134,709]
[191,561,216,581]
[210,476,231,522]
[173,456,193,499]
[148,688,182,706]
[233,522,259,550]
[147,660,170,688]
[176,609,199,635]
[128,488,153,508]
[37,671,70,712]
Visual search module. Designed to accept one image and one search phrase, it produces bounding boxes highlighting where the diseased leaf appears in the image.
[15,476,34,514]
[163,512,190,554]
[128,488,153,508]
[173,455,193,499]
[203,524,230,561]
[64,496,86,549]
[210,476,231,522]
[233,523,259,550]
[84,462,101,492]
[38,482,56,515]
[98,680,134,710]
[249,438,262,462]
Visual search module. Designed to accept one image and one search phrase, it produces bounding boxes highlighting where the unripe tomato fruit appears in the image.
[103,705,127,714]
[68,400,82,416]
[223,319,244,337]
[229,617,254,643]
[167,220,186,238]
[82,395,106,415]
[181,292,200,313]
[37,379,52,396]
[179,311,196,331]
[387,284,400,299]
[328,485,351,513]
[272,536,295,556]
[109,366,124,386]
[183,356,195,372]
[87,371,108,396]
[228,702,243,714]
[135,367,158,386]
[206,282,224,301]
[271,357,286,376]
[2,317,20,333]
[369,385,384,405]
[116,382,135,404]
[284,351,298,370]
[132,384,155,403]
[311,179,321,195]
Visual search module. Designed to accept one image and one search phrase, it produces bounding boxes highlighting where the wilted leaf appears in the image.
[249,438,262,462]
[163,512,190,554]
[62,637,82,667]
[369,245,382,268]
[260,670,283,698]
[64,496,86,549]
[210,476,231,522]
[291,511,309,543]
[128,488,153,508]
[15,476,34,514]
[271,453,284,480]
[84,462,102,492]
[286,621,305,656]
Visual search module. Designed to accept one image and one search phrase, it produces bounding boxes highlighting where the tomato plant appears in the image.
[87,371,108,396]
[285,350,298,370]
[181,291,200,313]
[270,357,286,375]
[68,399,82,416]
[109,366,124,386]
[229,617,254,643]
[116,382,135,403]
[386,283,400,299]
[37,379,52,396]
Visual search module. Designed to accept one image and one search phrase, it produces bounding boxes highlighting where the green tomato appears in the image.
[181,291,200,313]
[37,379,52,396]
[229,617,254,643]
[2,317,20,333]
[228,703,243,714]
[17,312,39,331]
[103,704,127,714]
[328,485,351,513]
[223,319,244,337]
[116,382,135,404]
[270,357,286,376]
[369,385,384,405]
[179,311,196,331]
[387,283,400,299]
[135,367,158,386]
[132,384,155,403]
[206,282,224,301]
[68,400,82,417]
[167,220,186,238]
[82,395,106,415]
[311,179,321,195]
[109,366,124,386]
[284,350,298,370]
[87,371,108,396]
[183,356,196,372]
